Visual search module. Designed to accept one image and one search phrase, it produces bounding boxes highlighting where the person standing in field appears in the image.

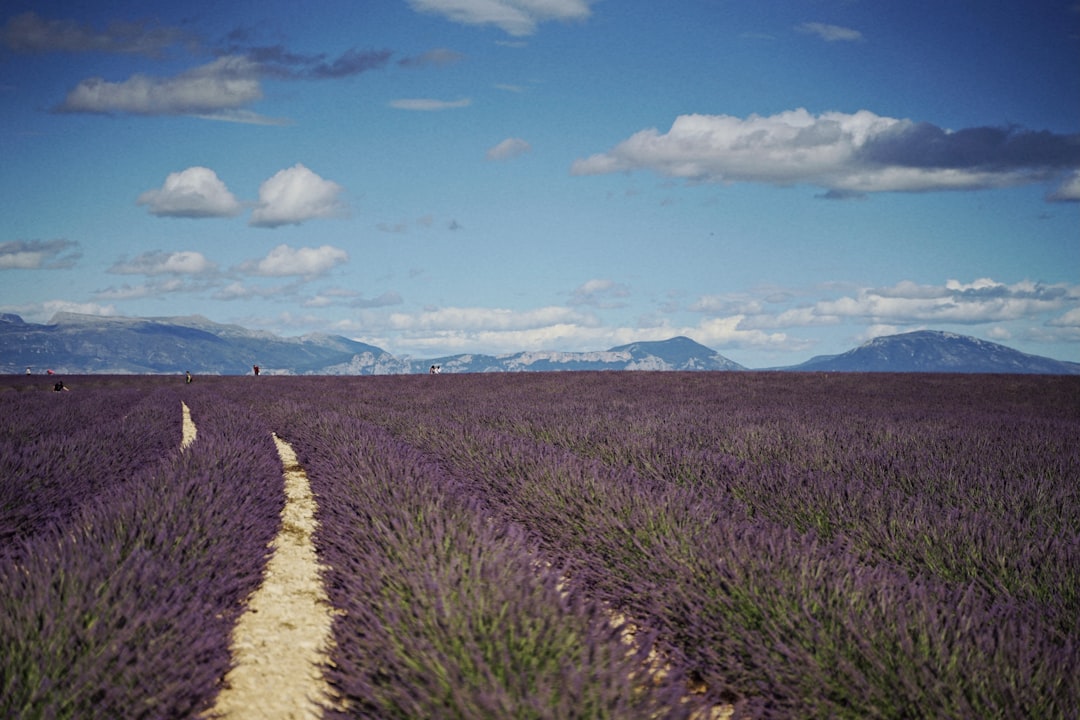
[253,364,260,376]
[186,371,193,384]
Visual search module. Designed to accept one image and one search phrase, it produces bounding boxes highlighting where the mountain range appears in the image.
[783,330,1080,375]
[2,312,1078,376]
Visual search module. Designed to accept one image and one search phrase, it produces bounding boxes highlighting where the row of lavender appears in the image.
[0,382,179,554]
[0,379,284,718]
[243,389,707,718]
[242,372,1079,719]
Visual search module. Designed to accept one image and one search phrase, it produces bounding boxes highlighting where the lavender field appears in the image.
[2,371,1078,719]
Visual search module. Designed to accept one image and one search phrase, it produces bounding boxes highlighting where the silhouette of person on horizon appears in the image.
[253,364,260,376]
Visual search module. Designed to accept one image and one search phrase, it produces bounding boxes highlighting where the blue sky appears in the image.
[2,0,1078,368]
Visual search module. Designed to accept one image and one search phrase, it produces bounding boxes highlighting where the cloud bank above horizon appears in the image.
[572,109,1080,201]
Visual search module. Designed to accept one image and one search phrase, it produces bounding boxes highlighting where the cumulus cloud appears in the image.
[338,304,599,355]
[390,97,471,111]
[0,300,117,325]
[137,167,244,218]
[796,22,863,42]
[570,278,630,307]
[343,301,798,357]
[406,0,592,36]
[16,13,391,122]
[0,239,80,270]
[57,55,263,116]
[727,278,1078,330]
[387,305,591,332]
[1048,307,1080,328]
[93,278,207,300]
[486,137,531,160]
[1049,170,1080,201]
[238,244,349,278]
[304,288,403,309]
[249,164,347,227]
[212,281,292,301]
[571,109,1080,198]
[2,11,190,57]
[107,250,217,275]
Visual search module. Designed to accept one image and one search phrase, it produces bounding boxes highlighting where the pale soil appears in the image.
[180,402,196,450]
[607,609,733,720]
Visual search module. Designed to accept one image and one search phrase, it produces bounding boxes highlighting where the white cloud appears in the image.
[386,305,590,332]
[93,278,199,300]
[249,164,347,227]
[572,109,895,185]
[44,301,117,319]
[796,22,863,42]
[137,167,243,218]
[0,299,117,324]
[0,239,80,269]
[688,316,798,351]
[406,0,592,36]
[239,244,349,278]
[190,109,291,126]
[486,137,531,160]
[108,250,216,275]
[1049,170,1080,202]
[213,281,292,301]
[571,109,1080,197]
[1048,307,1080,328]
[390,97,471,111]
[344,301,801,358]
[58,56,263,116]
[857,324,903,344]
[324,276,1080,361]
[570,278,630,307]
[725,279,1078,330]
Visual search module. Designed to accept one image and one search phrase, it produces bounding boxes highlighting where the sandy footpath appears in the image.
[181,404,340,719]
[181,402,196,449]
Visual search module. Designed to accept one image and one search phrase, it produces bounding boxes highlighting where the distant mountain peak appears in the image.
[791,329,1080,375]
[608,336,745,371]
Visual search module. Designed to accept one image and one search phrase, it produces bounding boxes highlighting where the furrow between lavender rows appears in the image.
[0,389,284,718]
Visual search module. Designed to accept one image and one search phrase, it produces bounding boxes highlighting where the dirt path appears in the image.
[181,402,196,450]
[179,407,339,719]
